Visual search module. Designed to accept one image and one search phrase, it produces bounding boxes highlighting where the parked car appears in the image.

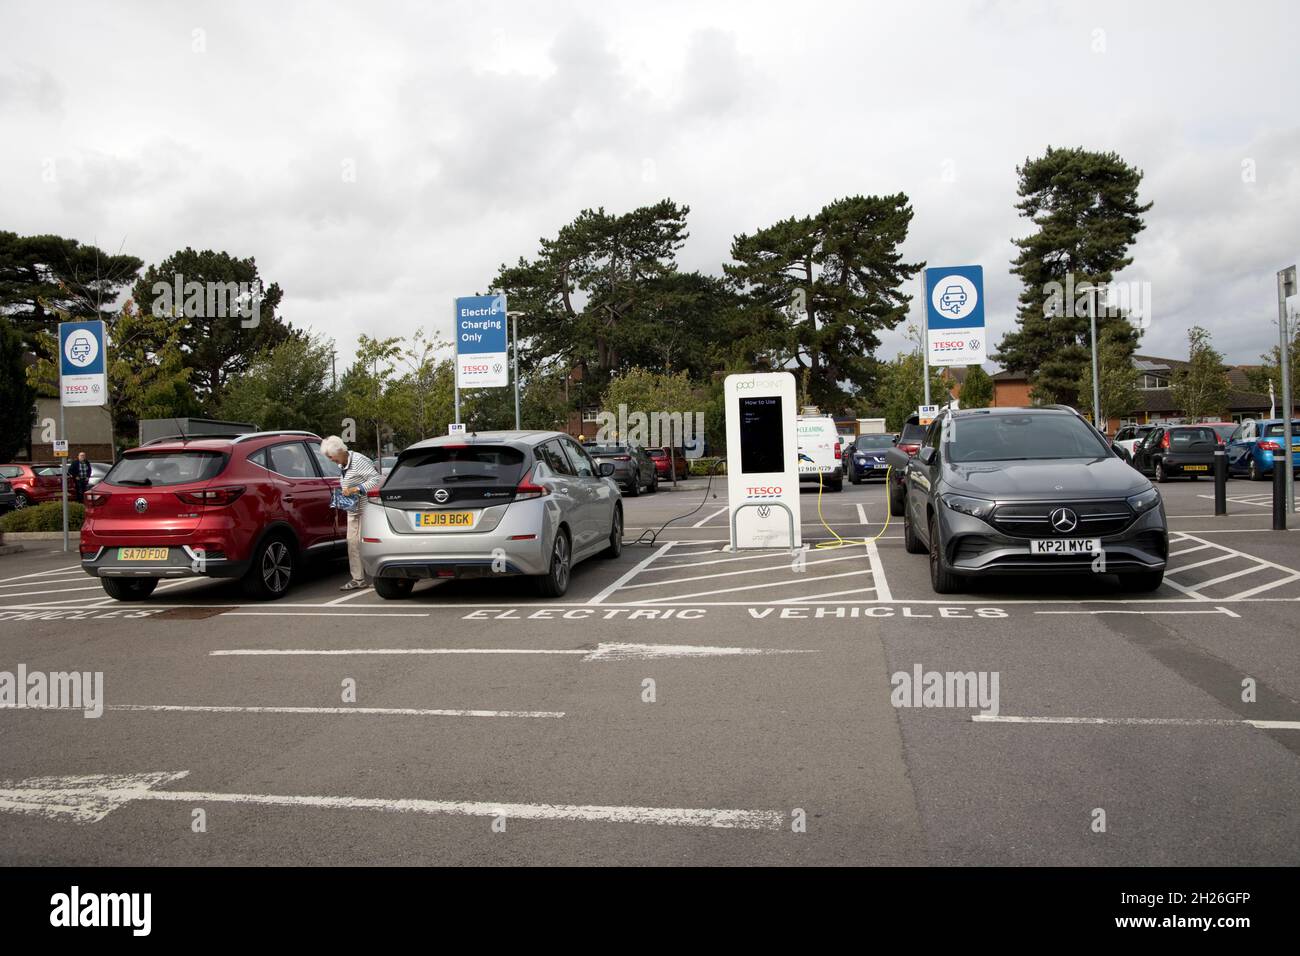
[1131,424,1220,482]
[888,421,929,515]
[898,406,1167,594]
[796,415,843,492]
[80,430,345,601]
[843,434,895,484]
[378,456,397,477]
[0,463,65,509]
[0,476,15,512]
[1111,423,1156,458]
[583,442,657,496]
[647,446,689,480]
[1225,419,1300,481]
[1200,422,1237,445]
[87,461,114,487]
[361,431,622,599]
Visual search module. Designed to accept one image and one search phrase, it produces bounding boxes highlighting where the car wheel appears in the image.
[1154,460,1168,483]
[903,500,927,554]
[374,577,414,600]
[889,480,906,517]
[536,528,571,597]
[626,472,640,497]
[100,577,159,601]
[647,473,657,494]
[827,479,843,492]
[241,535,295,600]
[1249,458,1263,481]
[601,506,623,559]
[13,492,28,510]
[928,514,962,594]
[1119,570,1164,592]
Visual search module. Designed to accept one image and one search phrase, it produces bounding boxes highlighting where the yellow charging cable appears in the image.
[812,465,893,548]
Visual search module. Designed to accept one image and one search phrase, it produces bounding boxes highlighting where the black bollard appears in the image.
[1214,446,1227,516]
[1272,451,1287,531]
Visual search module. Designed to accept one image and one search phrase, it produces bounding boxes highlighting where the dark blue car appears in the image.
[1225,419,1300,481]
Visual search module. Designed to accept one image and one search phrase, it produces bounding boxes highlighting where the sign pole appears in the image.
[1090,284,1102,430]
[59,400,68,553]
[511,311,521,430]
[922,269,931,407]
[1277,266,1295,513]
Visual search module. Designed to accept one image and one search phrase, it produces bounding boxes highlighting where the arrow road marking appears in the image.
[0,771,785,830]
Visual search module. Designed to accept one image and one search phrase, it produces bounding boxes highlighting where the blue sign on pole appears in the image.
[453,295,509,387]
[924,265,986,367]
[58,320,107,406]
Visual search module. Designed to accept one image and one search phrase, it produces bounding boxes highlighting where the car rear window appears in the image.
[945,414,1109,463]
[898,424,927,445]
[1263,422,1300,437]
[106,451,227,487]
[587,445,627,456]
[384,445,527,489]
[855,437,895,451]
[1168,427,1217,450]
[647,449,666,458]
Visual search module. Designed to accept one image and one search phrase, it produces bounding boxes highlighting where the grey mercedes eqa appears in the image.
[893,406,1168,595]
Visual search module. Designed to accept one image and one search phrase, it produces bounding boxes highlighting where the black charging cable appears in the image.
[630,458,726,546]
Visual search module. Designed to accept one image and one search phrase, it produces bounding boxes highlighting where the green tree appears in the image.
[993,147,1151,406]
[1171,325,1230,420]
[959,365,994,408]
[219,334,342,436]
[1076,325,1141,427]
[0,317,36,460]
[875,344,947,431]
[492,200,691,407]
[132,248,295,408]
[339,335,404,459]
[0,231,142,358]
[727,194,923,408]
[1246,327,1300,411]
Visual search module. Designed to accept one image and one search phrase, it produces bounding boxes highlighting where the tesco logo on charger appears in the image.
[745,486,783,498]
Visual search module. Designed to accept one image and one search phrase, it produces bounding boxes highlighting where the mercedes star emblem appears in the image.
[1049,507,1079,533]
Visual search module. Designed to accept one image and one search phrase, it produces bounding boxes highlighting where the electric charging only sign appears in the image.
[58,320,107,407]
[454,295,508,388]
[925,265,986,367]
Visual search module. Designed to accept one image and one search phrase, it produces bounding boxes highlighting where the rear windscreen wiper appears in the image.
[440,474,495,482]
[116,478,152,486]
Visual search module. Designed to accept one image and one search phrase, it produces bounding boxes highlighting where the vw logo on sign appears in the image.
[434,488,450,503]
[134,497,149,513]
[1049,507,1078,533]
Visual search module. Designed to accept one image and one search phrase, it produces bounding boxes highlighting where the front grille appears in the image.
[990,499,1134,538]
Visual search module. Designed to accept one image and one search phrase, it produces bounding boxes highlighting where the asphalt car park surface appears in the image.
[0,477,1297,865]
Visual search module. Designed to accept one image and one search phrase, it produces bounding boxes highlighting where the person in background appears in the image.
[67,451,92,503]
[320,436,381,591]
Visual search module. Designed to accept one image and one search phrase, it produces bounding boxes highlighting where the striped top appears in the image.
[341,451,381,497]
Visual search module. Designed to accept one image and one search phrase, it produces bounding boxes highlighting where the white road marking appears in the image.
[618,550,864,590]
[1034,606,1239,617]
[1195,565,1274,590]
[632,568,875,603]
[772,585,876,602]
[212,647,589,656]
[865,539,892,602]
[0,576,88,590]
[588,541,673,604]
[1227,572,1300,600]
[0,566,83,584]
[581,642,813,661]
[1166,553,1236,574]
[973,714,1300,730]
[106,703,563,718]
[324,587,378,606]
[0,771,784,830]
[645,550,793,571]
[855,504,869,525]
[210,642,813,661]
[1167,543,1213,559]
[691,506,728,528]
[226,611,429,618]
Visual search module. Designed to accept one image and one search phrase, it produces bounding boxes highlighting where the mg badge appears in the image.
[134,497,148,513]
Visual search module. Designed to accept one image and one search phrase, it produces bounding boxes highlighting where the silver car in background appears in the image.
[360,431,623,599]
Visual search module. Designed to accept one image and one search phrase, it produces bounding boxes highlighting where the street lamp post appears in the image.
[1090,283,1102,430]
[507,311,523,430]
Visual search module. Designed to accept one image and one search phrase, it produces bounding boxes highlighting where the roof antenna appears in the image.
[174,417,189,444]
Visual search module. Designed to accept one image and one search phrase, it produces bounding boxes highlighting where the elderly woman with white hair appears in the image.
[321,435,382,591]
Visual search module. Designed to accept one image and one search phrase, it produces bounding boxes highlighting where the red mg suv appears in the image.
[80,430,346,600]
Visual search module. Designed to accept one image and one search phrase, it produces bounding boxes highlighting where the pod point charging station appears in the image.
[724,372,802,550]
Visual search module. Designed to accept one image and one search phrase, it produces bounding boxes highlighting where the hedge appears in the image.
[0,501,84,533]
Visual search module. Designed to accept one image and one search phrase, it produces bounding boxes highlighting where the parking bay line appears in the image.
[0,771,784,830]
[588,540,674,604]
[210,643,814,661]
[106,703,564,719]
[1034,606,1240,618]
[973,714,1300,730]
[616,550,864,590]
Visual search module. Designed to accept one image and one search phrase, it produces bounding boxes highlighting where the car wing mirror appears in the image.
[598,462,616,477]
[917,446,936,465]
[1111,443,1132,463]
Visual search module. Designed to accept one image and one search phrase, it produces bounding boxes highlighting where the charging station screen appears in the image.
[739,396,784,474]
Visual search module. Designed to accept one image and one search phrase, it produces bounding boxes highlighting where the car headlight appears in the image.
[939,493,995,520]
[1127,487,1161,514]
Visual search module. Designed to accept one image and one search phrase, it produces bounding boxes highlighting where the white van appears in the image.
[796,415,843,492]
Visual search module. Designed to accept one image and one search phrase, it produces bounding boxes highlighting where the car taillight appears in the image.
[834,442,842,458]
[83,491,109,508]
[367,486,382,498]
[899,443,921,455]
[1258,440,1281,451]
[514,466,550,500]
[175,486,246,507]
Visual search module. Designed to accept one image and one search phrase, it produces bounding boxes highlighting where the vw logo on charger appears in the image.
[1049,507,1079,533]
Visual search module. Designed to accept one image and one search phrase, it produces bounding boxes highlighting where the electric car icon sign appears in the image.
[939,285,968,315]
[68,335,94,364]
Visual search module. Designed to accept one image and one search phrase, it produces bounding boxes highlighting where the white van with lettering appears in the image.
[796,416,843,492]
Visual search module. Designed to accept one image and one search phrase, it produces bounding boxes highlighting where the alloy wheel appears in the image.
[262,540,292,594]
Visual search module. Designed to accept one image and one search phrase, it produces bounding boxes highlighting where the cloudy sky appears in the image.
[2,0,1297,371]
